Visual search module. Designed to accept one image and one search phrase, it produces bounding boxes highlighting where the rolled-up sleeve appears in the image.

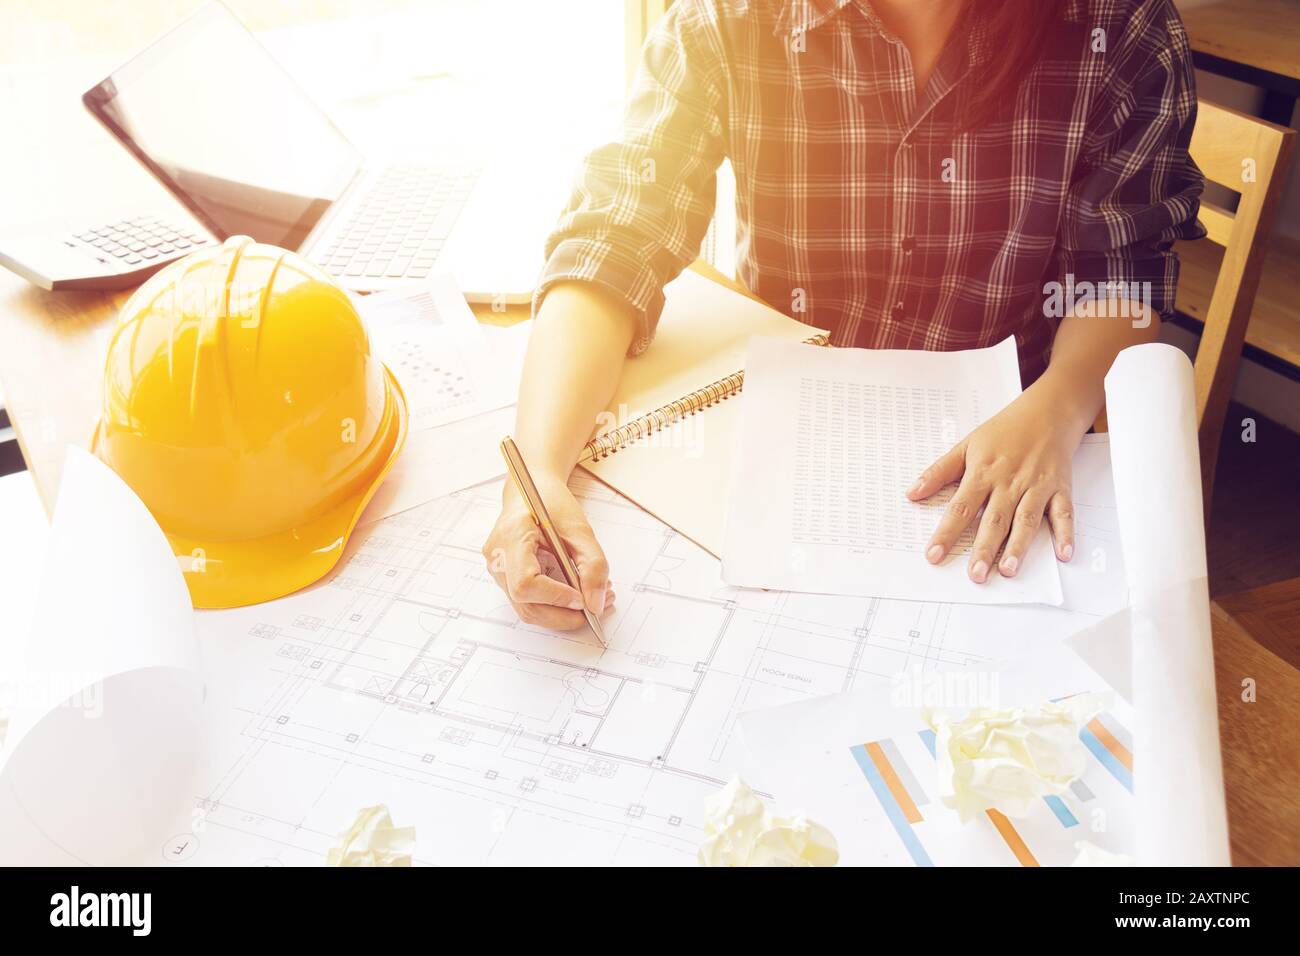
[534,1,728,354]
[1055,3,1205,321]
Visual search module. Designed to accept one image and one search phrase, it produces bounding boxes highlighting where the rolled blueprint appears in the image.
[0,448,205,865]
[1103,344,1230,866]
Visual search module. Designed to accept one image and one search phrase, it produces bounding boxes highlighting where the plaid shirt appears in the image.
[537,0,1204,383]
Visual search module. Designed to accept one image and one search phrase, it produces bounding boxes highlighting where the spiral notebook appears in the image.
[578,267,829,557]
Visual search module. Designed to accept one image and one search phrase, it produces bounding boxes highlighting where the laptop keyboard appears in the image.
[70,216,210,267]
[62,165,476,282]
[314,165,480,281]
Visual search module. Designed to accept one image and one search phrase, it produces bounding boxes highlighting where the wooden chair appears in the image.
[1183,100,1296,505]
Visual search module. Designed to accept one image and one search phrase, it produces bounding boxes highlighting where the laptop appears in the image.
[0,2,564,301]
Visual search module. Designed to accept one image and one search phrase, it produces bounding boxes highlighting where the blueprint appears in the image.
[162,463,1112,867]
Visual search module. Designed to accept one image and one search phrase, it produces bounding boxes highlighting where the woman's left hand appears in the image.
[906,380,1086,582]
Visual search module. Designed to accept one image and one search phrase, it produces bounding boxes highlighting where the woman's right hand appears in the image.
[481,477,615,631]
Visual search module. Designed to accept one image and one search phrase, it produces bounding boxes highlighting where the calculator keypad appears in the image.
[69,216,210,267]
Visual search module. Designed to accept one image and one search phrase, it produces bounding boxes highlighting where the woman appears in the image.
[482,0,1203,629]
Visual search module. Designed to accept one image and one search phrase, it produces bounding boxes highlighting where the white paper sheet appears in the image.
[1103,344,1229,866]
[0,473,49,751]
[360,404,515,523]
[0,448,206,865]
[357,275,532,523]
[357,274,525,432]
[1064,609,1134,703]
[1059,434,1128,617]
[738,645,1133,867]
[723,336,1063,606]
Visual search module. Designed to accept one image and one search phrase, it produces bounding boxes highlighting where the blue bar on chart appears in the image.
[849,742,934,867]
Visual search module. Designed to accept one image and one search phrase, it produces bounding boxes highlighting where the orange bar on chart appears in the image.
[986,809,1040,867]
[1087,717,1134,771]
[865,741,923,824]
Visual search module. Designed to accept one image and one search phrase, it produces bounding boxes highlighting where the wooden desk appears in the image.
[1211,578,1300,866]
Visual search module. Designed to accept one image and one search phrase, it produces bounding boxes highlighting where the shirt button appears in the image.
[901,237,916,254]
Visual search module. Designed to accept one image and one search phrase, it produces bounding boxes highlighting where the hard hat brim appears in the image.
[94,365,409,610]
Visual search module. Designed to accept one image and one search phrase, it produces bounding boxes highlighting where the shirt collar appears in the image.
[775,1,994,70]
[774,0,855,37]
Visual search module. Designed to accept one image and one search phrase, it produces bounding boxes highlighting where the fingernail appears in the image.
[586,586,607,614]
[907,480,923,497]
[1060,543,1074,561]
[566,596,585,610]
[926,544,944,564]
[1000,555,1019,576]
[970,560,989,583]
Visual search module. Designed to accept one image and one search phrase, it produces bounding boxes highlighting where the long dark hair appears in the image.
[960,0,1064,128]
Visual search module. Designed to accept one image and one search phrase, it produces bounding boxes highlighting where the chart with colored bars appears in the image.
[850,709,1134,867]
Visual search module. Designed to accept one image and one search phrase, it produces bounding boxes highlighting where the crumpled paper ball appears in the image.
[698,776,838,867]
[1070,840,1135,867]
[326,805,416,867]
[928,693,1105,822]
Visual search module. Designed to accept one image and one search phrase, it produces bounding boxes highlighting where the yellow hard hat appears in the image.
[93,236,407,609]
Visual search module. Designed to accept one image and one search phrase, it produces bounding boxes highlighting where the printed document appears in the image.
[723,336,1063,605]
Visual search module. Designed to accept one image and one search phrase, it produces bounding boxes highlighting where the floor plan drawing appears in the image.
[176,473,1100,867]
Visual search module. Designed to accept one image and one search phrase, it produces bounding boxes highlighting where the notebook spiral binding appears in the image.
[579,332,831,463]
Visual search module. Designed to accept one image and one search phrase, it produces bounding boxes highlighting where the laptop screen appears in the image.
[83,3,362,251]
